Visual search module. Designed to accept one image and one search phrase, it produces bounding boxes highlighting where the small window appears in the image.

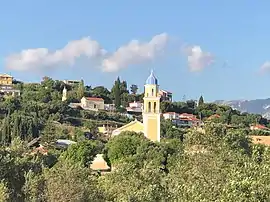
[148,102,151,112]
[152,88,154,96]
[94,104,97,108]
[154,102,157,113]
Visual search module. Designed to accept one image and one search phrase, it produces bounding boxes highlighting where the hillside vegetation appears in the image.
[0,77,270,201]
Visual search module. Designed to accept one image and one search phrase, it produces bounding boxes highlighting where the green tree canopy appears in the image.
[61,140,103,167]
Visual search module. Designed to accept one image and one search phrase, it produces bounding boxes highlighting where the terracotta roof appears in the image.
[163,112,178,115]
[85,97,104,101]
[189,117,200,121]
[180,113,195,117]
[208,114,220,119]
[180,117,199,121]
[180,117,190,120]
[252,124,269,130]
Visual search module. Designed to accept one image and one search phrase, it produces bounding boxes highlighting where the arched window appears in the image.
[148,102,151,112]
[154,102,157,113]
[152,88,154,96]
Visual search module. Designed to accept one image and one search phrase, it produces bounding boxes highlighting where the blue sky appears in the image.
[1,0,270,102]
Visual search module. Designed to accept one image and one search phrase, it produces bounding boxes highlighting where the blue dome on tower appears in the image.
[145,70,158,85]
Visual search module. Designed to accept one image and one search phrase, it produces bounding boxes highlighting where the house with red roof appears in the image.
[176,113,201,127]
[250,124,270,131]
[81,96,104,111]
[163,112,202,127]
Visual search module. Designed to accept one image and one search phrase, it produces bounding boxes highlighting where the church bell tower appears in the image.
[62,86,67,101]
[142,70,161,142]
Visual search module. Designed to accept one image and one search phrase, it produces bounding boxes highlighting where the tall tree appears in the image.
[1,113,11,144]
[77,79,85,99]
[12,115,20,139]
[198,95,204,107]
[120,81,129,94]
[32,113,39,138]
[41,76,54,89]
[130,84,138,95]
[113,77,121,108]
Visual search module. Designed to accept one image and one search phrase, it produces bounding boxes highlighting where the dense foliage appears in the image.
[0,76,270,201]
[1,125,270,201]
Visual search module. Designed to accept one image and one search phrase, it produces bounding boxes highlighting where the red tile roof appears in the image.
[208,114,220,119]
[180,113,194,117]
[189,117,200,121]
[163,112,178,114]
[180,117,200,122]
[252,124,269,130]
[85,97,104,101]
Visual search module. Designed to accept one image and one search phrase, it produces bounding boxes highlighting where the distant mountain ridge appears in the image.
[213,98,270,119]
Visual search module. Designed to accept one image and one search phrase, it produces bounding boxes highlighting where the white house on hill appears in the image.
[81,97,104,111]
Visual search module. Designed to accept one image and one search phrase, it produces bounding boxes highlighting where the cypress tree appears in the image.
[27,120,34,141]
[2,114,11,144]
[19,117,25,140]
[1,119,7,144]
[33,113,39,138]
[12,115,20,139]
[114,77,121,109]
[198,96,204,107]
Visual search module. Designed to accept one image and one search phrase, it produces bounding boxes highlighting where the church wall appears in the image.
[143,113,160,142]
[147,118,158,141]
[112,121,144,136]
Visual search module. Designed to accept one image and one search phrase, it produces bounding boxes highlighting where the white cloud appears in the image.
[5,37,106,71]
[5,33,169,72]
[185,45,214,72]
[101,33,169,72]
[260,61,270,72]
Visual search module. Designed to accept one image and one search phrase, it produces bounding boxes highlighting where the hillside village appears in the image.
[1,71,270,201]
[2,72,270,143]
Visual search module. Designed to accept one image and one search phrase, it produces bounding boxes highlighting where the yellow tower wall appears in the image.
[144,84,159,97]
[143,82,161,142]
[143,114,160,142]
